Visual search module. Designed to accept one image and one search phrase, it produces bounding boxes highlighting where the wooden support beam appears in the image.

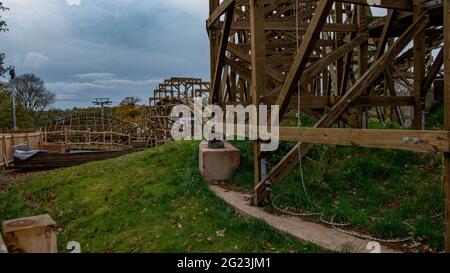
[279,127,450,153]
[255,11,428,199]
[443,0,450,253]
[250,0,266,205]
[335,2,344,97]
[413,1,425,130]
[358,5,369,128]
[422,48,444,97]
[317,11,428,128]
[276,0,334,119]
[211,6,235,104]
[301,32,369,84]
[209,0,220,92]
[340,9,358,94]
[207,0,235,29]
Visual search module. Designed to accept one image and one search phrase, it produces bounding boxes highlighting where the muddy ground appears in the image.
[0,169,41,191]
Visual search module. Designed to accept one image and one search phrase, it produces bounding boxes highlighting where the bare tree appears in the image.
[9,74,56,118]
[120,96,142,106]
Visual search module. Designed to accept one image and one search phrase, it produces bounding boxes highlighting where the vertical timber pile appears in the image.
[413,0,425,130]
[444,0,450,252]
[249,0,265,205]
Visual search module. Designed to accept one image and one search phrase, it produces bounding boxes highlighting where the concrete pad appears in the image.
[210,185,401,253]
[199,141,240,183]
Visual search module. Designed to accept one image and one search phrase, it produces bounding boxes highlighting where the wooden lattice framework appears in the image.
[208,0,450,251]
[144,77,211,147]
[44,114,136,150]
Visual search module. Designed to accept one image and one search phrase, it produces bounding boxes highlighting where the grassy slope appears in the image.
[229,108,446,252]
[0,141,322,253]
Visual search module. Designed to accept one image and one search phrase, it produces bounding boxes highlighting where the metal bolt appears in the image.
[403,137,410,144]
[413,137,420,144]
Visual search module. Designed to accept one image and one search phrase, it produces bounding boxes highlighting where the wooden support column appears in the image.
[276,0,334,120]
[340,6,357,95]
[444,0,450,253]
[413,0,425,130]
[211,1,235,104]
[358,5,368,128]
[256,12,428,196]
[250,0,266,205]
[335,2,344,97]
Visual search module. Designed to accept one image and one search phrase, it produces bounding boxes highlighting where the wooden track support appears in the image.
[208,0,450,251]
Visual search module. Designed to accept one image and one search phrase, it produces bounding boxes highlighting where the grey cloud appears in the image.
[74,73,115,80]
[1,0,210,108]
[23,52,49,69]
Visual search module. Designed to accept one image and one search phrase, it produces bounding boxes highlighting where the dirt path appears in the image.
[0,169,41,191]
[209,184,400,253]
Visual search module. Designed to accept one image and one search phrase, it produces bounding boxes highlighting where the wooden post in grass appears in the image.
[250,0,266,205]
[413,0,425,130]
[2,215,57,253]
[444,0,450,253]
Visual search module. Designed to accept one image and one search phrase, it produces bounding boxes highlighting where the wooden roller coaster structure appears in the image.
[207,0,450,251]
[143,77,210,147]
[44,114,137,150]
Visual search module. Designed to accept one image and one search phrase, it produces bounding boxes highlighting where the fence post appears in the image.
[1,136,6,167]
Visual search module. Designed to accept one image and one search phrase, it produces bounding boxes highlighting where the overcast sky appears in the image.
[0,0,210,109]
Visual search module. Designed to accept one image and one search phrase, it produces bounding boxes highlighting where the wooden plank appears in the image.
[207,0,235,29]
[211,5,235,103]
[301,32,369,84]
[422,47,444,97]
[279,127,450,153]
[209,3,222,97]
[413,1,425,129]
[1,135,7,167]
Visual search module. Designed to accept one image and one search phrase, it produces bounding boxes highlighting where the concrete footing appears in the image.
[199,141,240,183]
[2,214,57,253]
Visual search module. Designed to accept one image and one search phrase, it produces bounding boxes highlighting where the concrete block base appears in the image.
[2,214,57,253]
[199,141,240,183]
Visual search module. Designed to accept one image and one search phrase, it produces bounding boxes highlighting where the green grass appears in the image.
[0,141,322,253]
[229,139,445,252]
